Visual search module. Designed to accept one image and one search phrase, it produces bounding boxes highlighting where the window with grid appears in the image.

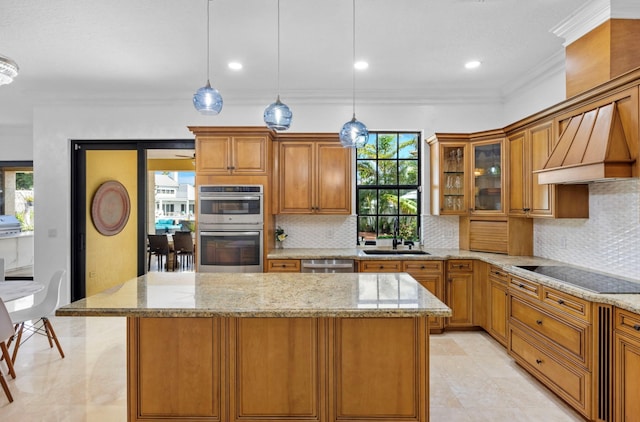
[356,132,421,243]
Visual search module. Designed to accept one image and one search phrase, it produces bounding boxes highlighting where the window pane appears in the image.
[358,216,377,240]
[398,160,418,185]
[377,216,397,237]
[358,189,377,215]
[356,160,377,185]
[377,189,398,214]
[377,160,397,185]
[399,216,419,241]
[356,134,377,159]
[377,134,398,159]
[399,134,418,159]
[399,189,418,215]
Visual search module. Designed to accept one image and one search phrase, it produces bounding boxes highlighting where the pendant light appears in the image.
[193,0,223,115]
[0,55,18,86]
[264,0,292,130]
[339,0,368,148]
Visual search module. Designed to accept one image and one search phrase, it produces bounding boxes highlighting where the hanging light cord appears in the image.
[277,0,281,96]
[351,0,356,117]
[206,0,211,83]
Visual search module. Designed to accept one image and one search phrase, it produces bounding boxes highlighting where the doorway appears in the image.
[70,140,194,301]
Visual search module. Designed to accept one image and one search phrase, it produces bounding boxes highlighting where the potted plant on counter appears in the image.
[275,226,288,248]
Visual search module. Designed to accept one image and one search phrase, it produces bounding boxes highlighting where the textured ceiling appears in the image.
[0,0,589,125]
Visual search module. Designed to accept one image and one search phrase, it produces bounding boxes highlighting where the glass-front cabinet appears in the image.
[427,135,467,215]
[470,138,505,215]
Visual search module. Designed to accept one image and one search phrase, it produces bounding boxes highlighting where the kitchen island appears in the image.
[56,272,450,422]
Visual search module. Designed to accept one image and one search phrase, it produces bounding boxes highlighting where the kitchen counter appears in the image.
[268,247,640,314]
[57,272,449,422]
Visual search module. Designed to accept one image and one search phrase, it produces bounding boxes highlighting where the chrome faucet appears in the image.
[392,217,400,250]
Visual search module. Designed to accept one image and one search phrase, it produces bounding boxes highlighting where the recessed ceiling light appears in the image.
[465,60,481,69]
[354,61,369,70]
[228,62,243,70]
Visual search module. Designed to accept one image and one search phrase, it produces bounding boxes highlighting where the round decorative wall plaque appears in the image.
[91,180,131,236]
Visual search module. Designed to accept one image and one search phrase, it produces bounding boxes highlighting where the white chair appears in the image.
[8,270,65,364]
[0,300,16,403]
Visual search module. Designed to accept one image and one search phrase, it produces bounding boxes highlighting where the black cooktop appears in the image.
[516,266,640,294]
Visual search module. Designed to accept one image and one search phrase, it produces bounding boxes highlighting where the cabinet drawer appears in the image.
[509,275,540,299]
[402,260,443,274]
[510,295,590,367]
[542,287,591,322]
[615,308,640,339]
[509,328,591,418]
[447,260,474,272]
[267,259,301,272]
[488,265,508,284]
[359,260,403,272]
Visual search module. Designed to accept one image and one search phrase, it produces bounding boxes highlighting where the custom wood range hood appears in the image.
[535,101,636,184]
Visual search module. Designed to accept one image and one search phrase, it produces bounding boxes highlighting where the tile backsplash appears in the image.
[534,178,639,279]
[275,179,639,280]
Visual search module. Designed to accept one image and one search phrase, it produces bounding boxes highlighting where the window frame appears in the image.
[355,131,421,244]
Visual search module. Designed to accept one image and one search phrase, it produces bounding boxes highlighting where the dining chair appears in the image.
[148,234,170,271]
[0,300,16,403]
[8,270,65,364]
[172,231,194,271]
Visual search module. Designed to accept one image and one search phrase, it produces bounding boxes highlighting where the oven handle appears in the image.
[200,231,261,237]
[200,195,262,201]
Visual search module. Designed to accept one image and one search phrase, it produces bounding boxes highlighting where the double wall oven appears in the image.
[197,185,263,272]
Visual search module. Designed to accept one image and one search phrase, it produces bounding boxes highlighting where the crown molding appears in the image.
[551,0,610,46]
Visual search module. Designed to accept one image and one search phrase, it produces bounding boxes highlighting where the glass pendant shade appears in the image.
[0,55,19,86]
[193,80,223,115]
[339,114,369,148]
[264,95,292,130]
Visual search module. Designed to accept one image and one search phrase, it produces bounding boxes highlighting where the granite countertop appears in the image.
[268,247,640,314]
[56,272,451,318]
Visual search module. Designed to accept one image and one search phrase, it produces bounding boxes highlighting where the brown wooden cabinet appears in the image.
[445,260,474,328]
[190,127,274,175]
[470,136,505,216]
[507,122,589,218]
[275,134,351,215]
[614,307,640,422]
[266,259,301,272]
[487,265,509,346]
[508,278,593,419]
[359,260,403,273]
[403,260,445,333]
[426,134,468,215]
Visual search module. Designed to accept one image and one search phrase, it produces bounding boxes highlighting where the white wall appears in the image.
[0,125,33,160]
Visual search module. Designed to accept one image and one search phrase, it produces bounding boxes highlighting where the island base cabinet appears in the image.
[128,317,224,421]
[127,316,430,422]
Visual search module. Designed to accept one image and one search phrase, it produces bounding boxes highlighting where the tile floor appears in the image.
[0,317,585,421]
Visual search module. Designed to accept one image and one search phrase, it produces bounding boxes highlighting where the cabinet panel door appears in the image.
[316,142,351,214]
[529,122,553,217]
[197,136,231,174]
[489,280,508,346]
[446,272,473,327]
[508,130,527,216]
[233,136,268,173]
[278,142,314,213]
[230,318,323,421]
[414,273,445,332]
[132,317,222,418]
[615,332,640,422]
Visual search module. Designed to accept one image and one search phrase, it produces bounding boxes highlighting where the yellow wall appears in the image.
[147,159,195,171]
[85,150,138,296]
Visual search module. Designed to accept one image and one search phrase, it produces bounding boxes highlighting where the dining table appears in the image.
[0,280,45,302]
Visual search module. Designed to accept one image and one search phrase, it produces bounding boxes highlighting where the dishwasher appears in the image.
[301,259,355,273]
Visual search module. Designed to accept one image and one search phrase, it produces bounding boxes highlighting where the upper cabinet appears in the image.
[427,134,468,216]
[507,121,589,218]
[274,134,352,215]
[190,127,274,176]
[470,136,505,216]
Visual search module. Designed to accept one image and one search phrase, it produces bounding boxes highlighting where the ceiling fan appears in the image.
[175,152,196,160]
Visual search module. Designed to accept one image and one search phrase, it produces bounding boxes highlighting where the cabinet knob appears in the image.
[557,299,565,305]
[535,359,542,365]
[518,283,525,288]
[379,266,384,269]
[420,265,425,269]
[633,324,640,331]
[523,208,530,212]
[536,319,542,325]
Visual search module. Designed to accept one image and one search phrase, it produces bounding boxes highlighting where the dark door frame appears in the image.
[70,139,194,301]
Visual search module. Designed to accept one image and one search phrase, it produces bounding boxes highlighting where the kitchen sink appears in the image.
[362,250,430,255]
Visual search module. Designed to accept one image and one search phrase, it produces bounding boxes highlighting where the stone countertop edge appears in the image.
[269,248,640,315]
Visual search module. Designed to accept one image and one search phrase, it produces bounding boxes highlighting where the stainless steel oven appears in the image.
[198,185,263,226]
[198,227,263,272]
